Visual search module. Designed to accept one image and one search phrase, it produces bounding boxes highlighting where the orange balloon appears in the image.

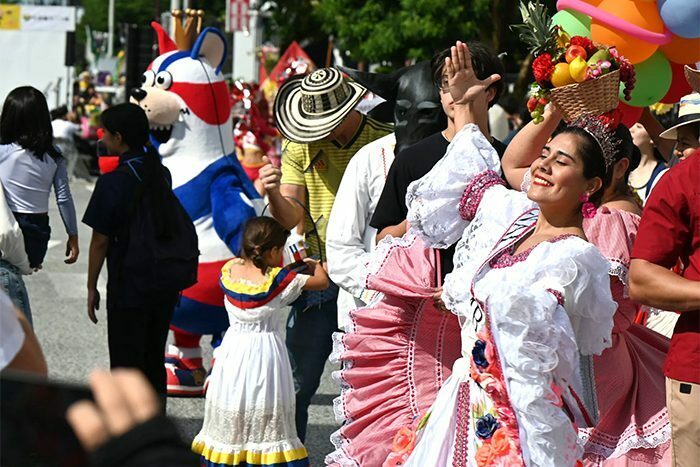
[660,35,700,64]
[590,0,664,64]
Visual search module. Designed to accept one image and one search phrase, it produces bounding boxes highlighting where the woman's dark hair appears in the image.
[554,123,636,206]
[241,217,290,271]
[102,103,175,236]
[430,42,505,108]
[0,86,60,160]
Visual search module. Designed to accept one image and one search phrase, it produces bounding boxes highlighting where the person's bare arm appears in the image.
[87,231,109,324]
[629,258,700,312]
[502,105,562,189]
[638,108,675,162]
[302,259,330,291]
[259,156,305,230]
[5,310,47,376]
[376,220,408,243]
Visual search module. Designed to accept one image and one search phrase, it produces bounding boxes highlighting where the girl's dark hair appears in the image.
[101,103,175,237]
[554,123,636,206]
[0,86,61,160]
[430,42,505,108]
[241,217,290,271]
[101,103,150,149]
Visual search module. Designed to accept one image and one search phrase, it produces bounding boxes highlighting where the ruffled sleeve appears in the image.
[483,238,616,466]
[406,124,501,248]
[407,125,535,250]
[582,206,639,286]
[278,273,310,307]
[529,238,617,356]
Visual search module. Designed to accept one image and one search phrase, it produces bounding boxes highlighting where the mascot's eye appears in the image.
[155,71,173,90]
[141,70,156,87]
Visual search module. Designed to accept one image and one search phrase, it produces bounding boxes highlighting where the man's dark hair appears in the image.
[50,105,69,121]
[0,86,61,159]
[430,42,505,108]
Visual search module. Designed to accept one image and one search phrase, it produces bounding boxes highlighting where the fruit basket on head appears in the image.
[512,1,635,123]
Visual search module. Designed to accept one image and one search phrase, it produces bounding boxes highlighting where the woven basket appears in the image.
[549,69,620,122]
[685,65,700,93]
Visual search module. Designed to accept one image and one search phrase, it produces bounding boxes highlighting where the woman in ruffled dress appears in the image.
[369,42,619,466]
[192,217,328,467]
[502,105,672,466]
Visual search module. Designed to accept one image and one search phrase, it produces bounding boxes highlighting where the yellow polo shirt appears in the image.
[280,115,393,259]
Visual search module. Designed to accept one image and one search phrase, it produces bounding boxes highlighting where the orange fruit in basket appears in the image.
[551,63,577,87]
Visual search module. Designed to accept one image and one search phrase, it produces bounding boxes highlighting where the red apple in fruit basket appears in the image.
[565,45,588,64]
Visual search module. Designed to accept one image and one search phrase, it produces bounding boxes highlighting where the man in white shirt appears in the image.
[327,133,396,330]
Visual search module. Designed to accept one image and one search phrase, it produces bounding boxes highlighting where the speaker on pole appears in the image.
[65,31,75,67]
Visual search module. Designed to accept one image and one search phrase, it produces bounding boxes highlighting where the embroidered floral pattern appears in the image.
[468,327,524,466]
[458,171,505,221]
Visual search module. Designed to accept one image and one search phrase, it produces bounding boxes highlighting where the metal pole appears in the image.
[107,0,114,57]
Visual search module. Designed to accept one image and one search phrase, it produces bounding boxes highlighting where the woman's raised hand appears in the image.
[446,41,501,106]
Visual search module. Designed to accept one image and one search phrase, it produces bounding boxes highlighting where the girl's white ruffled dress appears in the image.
[193,263,310,467]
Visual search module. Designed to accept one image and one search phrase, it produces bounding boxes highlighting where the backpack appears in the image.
[117,162,199,295]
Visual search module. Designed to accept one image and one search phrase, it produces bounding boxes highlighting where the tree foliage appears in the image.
[77,0,227,44]
[312,0,556,66]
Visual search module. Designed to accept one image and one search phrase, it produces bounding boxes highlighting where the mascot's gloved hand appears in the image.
[211,171,258,253]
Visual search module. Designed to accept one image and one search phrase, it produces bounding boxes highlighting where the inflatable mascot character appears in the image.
[130,10,262,396]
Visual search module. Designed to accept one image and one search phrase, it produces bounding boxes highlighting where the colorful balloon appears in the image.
[659,34,700,64]
[620,51,672,107]
[590,0,664,64]
[658,0,700,39]
[552,9,592,38]
[617,101,644,128]
[660,62,694,103]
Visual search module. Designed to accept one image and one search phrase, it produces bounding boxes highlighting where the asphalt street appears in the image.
[25,177,339,465]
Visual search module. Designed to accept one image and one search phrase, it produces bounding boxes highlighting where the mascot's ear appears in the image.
[337,65,408,101]
[191,27,227,74]
[151,21,177,55]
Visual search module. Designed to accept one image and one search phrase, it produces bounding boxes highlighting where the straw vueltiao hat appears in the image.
[659,92,700,140]
[274,68,366,143]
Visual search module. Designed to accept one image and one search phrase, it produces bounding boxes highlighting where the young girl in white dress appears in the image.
[193,216,328,467]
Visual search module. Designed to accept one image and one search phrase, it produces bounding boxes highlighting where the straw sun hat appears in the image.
[274,68,367,143]
[659,92,700,140]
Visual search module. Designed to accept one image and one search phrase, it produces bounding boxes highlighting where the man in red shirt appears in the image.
[630,148,700,465]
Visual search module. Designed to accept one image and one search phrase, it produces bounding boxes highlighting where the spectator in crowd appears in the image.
[259,67,392,440]
[82,103,196,405]
[658,93,700,161]
[0,86,80,323]
[370,42,506,278]
[630,144,700,465]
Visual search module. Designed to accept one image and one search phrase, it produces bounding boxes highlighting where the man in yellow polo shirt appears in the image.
[260,68,392,441]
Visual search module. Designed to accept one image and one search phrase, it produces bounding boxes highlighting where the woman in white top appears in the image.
[0,86,79,323]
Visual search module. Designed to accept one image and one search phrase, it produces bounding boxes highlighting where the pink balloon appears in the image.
[618,101,644,127]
